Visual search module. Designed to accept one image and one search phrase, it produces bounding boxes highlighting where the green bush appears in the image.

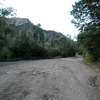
[46,47,61,57]
[0,48,12,61]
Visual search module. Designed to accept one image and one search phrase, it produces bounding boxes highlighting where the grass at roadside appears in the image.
[92,62,100,69]
[84,56,100,70]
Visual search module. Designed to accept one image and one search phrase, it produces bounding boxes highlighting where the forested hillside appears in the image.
[0,8,76,61]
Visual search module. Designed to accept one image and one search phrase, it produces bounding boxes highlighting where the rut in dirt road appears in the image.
[0,57,100,100]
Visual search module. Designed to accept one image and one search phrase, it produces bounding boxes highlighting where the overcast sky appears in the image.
[1,0,79,37]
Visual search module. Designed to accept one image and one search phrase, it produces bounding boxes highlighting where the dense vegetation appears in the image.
[0,7,76,61]
[71,0,100,62]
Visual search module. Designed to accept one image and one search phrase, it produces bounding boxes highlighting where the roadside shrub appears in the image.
[46,47,61,58]
[30,43,47,58]
[0,48,12,61]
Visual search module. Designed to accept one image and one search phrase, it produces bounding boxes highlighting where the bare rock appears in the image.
[7,17,32,26]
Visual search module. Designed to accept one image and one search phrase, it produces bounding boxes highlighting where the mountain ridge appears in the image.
[7,17,63,36]
[7,17,32,26]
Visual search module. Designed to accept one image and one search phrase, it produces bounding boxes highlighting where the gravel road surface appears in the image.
[0,57,100,100]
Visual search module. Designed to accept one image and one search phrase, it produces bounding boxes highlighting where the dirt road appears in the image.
[0,57,100,100]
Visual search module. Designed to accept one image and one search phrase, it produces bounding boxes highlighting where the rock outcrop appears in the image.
[7,17,32,26]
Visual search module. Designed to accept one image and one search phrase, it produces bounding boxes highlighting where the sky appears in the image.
[1,0,79,37]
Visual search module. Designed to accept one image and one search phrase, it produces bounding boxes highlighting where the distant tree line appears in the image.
[0,7,76,61]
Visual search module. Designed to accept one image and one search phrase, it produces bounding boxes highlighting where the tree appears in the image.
[0,7,15,60]
[71,0,100,31]
[36,23,41,28]
[71,0,100,61]
[51,36,75,57]
[0,7,15,44]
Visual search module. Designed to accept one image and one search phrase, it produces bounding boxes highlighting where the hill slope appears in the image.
[7,17,63,45]
[0,17,76,60]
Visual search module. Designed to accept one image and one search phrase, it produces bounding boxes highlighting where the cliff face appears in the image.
[7,17,32,26]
